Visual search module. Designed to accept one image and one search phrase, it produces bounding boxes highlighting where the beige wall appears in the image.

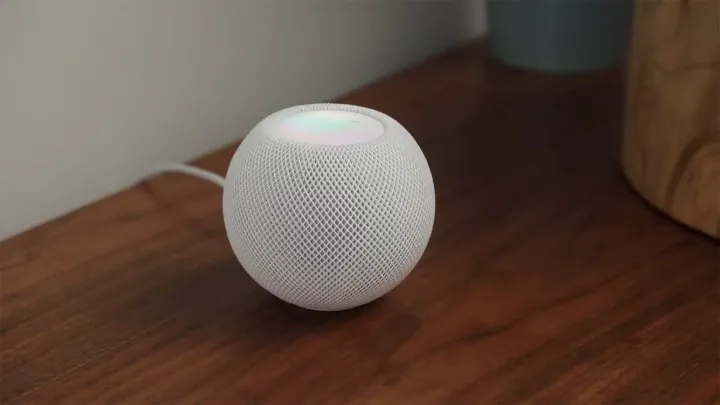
[0,0,486,240]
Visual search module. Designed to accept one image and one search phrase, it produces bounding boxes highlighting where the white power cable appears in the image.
[145,163,226,188]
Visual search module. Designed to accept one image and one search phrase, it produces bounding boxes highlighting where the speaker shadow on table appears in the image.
[82,249,384,352]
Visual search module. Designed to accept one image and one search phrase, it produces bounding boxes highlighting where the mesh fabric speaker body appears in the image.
[223,104,435,311]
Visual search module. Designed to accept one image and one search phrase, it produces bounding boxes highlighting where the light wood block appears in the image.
[622,0,720,238]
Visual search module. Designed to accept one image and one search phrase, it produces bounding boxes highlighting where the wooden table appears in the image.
[2,41,718,405]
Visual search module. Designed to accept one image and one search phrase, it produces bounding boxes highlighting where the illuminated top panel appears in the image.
[270,109,385,145]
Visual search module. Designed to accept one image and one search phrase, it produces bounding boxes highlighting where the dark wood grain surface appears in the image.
[1,41,718,405]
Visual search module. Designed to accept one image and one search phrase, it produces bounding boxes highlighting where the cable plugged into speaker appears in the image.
[145,163,226,188]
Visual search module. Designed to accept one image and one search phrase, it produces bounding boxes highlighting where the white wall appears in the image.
[0,0,486,241]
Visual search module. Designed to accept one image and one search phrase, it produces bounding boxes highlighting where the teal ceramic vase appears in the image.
[487,0,634,73]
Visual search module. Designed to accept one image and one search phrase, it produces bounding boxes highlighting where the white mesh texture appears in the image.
[222,104,435,311]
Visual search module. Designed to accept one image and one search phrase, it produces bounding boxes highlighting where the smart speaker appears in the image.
[221,103,435,311]
[149,103,435,311]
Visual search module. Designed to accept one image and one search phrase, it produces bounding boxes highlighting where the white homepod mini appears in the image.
[149,103,435,311]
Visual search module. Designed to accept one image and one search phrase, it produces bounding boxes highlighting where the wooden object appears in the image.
[1,42,718,405]
[622,0,720,238]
